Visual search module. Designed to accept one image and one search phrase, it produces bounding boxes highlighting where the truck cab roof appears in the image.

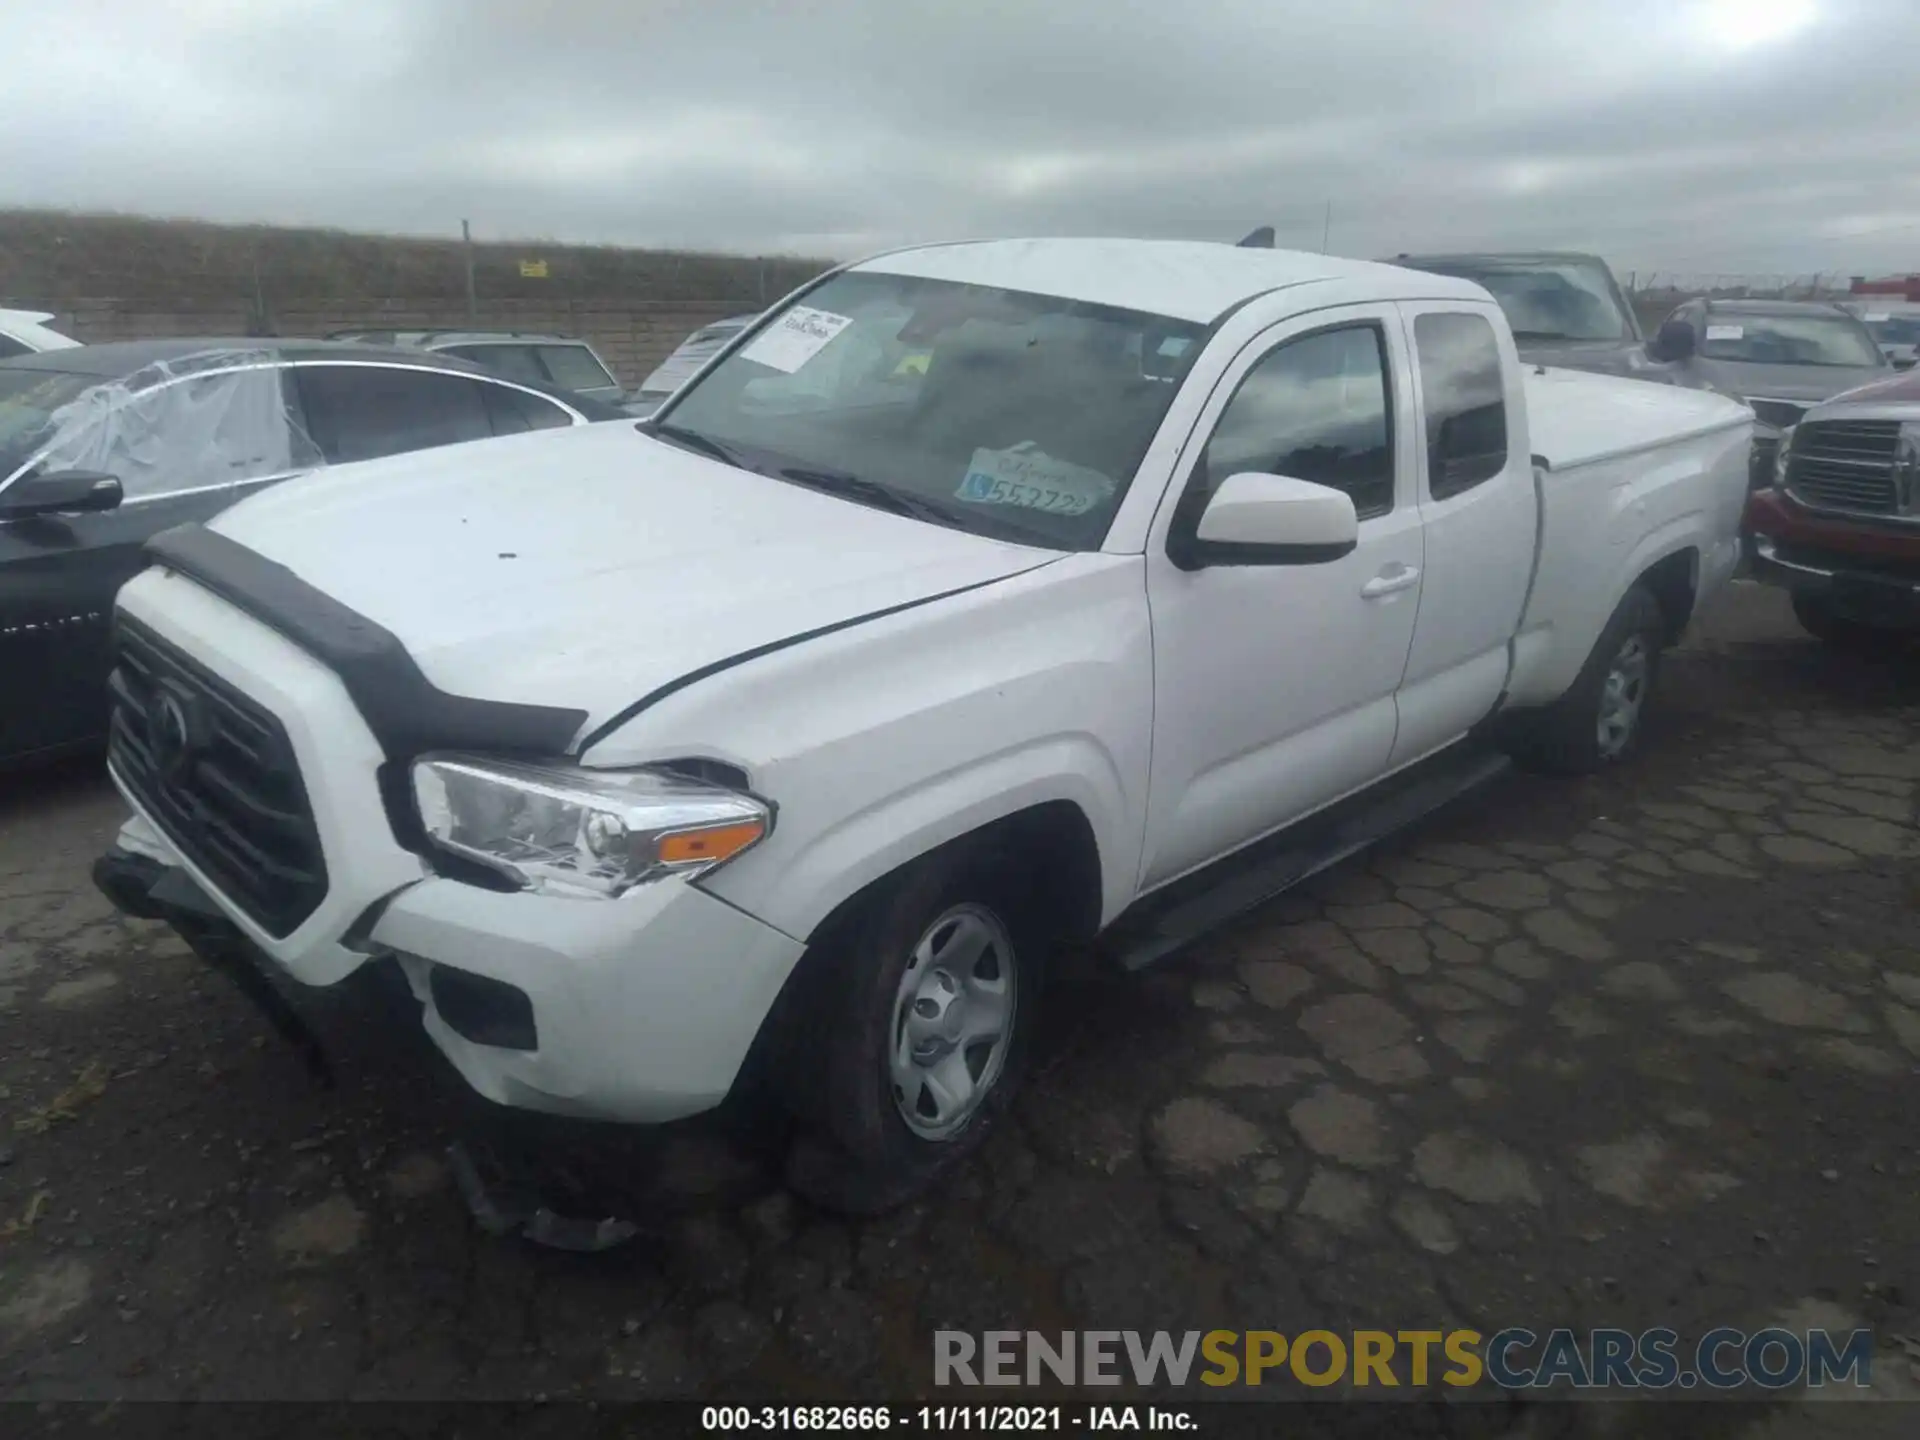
[854,238,1489,325]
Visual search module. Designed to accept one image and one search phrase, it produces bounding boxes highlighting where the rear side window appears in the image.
[478,381,574,435]
[0,335,30,360]
[1200,323,1396,519]
[443,343,549,386]
[536,344,616,392]
[1412,312,1509,500]
[294,365,493,464]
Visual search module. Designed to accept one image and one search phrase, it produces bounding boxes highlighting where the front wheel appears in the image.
[1506,585,1666,775]
[778,848,1041,1216]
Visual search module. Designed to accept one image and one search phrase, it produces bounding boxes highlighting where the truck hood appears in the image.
[206,422,1056,729]
[1691,358,1891,406]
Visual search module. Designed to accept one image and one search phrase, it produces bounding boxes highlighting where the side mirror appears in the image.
[1649,319,1696,363]
[1172,472,1359,570]
[0,469,123,520]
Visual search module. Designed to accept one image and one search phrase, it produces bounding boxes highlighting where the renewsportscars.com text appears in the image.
[934,1328,1874,1391]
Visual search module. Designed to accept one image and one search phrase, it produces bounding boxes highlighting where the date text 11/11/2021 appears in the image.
[701,1406,1196,1431]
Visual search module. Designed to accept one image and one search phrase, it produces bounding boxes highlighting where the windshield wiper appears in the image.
[777,466,964,527]
[640,420,755,472]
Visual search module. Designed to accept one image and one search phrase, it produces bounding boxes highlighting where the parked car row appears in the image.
[1378,250,1895,493]
[322,329,627,405]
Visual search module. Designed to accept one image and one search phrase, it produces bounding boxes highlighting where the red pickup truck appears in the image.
[1745,368,1920,648]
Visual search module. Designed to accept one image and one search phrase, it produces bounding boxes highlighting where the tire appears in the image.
[1792,592,1904,653]
[1506,585,1665,775]
[777,846,1043,1216]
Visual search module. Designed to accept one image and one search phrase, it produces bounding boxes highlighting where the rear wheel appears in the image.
[1506,585,1665,774]
[778,847,1042,1216]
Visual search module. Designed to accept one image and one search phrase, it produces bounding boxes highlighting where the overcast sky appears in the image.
[8,0,1918,278]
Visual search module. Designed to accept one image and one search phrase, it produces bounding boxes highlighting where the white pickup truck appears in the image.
[92,239,1752,1213]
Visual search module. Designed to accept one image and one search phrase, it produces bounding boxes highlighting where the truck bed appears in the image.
[1524,365,1751,471]
[1505,367,1753,708]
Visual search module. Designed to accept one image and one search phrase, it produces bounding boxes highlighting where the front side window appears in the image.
[1856,314,1920,347]
[658,271,1206,550]
[0,369,102,480]
[1197,324,1396,519]
[1412,312,1509,500]
[1700,314,1886,368]
[536,344,616,392]
[295,365,493,464]
[8,361,298,500]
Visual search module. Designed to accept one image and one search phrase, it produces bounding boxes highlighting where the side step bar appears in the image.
[1108,746,1513,973]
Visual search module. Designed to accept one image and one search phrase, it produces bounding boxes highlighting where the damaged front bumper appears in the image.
[97,810,806,1126]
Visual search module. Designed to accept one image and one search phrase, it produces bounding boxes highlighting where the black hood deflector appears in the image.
[143,524,588,759]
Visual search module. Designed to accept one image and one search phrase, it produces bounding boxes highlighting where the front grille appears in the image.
[1785,420,1902,516]
[1748,399,1808,431]
[107,618,327,937]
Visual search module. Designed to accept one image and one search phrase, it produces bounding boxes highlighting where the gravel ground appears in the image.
[1,583,1917,1434]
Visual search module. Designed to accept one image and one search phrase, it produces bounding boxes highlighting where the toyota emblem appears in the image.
[151,690,197,775]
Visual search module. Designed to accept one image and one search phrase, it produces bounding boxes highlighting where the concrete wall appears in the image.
[1,209,835,386]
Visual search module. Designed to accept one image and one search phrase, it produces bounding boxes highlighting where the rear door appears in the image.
[0,364,311,759]
[1387,302,1536,767]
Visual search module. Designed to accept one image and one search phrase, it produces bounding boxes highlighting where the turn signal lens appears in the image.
[657,821,767,868]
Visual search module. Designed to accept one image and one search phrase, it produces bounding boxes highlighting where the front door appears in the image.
[1139,308,1424,890]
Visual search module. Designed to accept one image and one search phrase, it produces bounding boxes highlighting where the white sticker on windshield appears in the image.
[1705,324,1744,341]
[739,306,854,374]
[956,444,1115,517]
[1157,336,1193,358]
[1864,312,1890,322]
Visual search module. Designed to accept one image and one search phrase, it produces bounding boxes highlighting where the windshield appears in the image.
[655,271,1205,549]
[1859,314,1920,347]
[0,369,102,477]
[1414,258,1631,342]
[1700,314,1886,368]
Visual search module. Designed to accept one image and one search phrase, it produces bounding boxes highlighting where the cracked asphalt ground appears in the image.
[2,584,1918,1434]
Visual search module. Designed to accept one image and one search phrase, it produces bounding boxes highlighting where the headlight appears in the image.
[1773,425,1794,489]
[411,755,770,899]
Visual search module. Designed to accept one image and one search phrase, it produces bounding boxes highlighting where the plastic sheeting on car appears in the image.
[35,349,315,500]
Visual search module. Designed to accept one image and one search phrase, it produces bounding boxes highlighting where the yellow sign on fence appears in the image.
[518,259,549,278]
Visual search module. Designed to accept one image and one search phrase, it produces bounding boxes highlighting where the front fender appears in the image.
[581,552,1155,944]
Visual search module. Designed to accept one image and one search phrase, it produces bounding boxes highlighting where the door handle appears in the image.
[1361,565,1421,599]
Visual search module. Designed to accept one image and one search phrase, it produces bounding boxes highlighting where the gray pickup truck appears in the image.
[1387,251,1677,384]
